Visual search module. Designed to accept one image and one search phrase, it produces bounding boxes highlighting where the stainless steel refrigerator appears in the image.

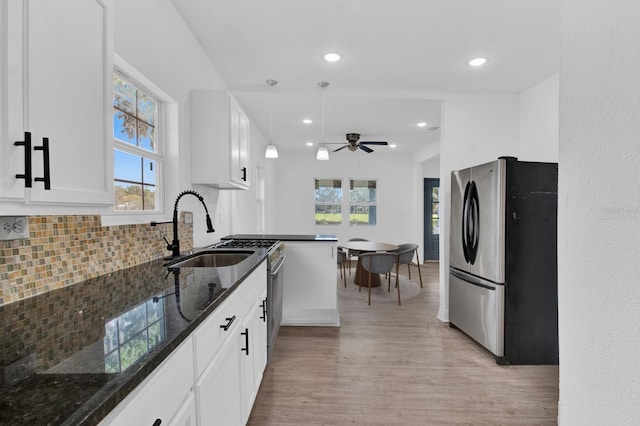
[449,157,558,365]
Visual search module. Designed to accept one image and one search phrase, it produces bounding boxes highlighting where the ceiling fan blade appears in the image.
[359,144,374,153]
[360,141,388,145]
[333,145,348,152]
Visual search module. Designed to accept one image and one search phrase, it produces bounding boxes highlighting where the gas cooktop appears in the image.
[215,239,279,249]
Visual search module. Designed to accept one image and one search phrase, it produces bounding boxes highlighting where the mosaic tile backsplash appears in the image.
[0,215,193,306]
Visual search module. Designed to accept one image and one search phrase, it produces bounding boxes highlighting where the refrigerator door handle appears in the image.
[450,267,501,290]
[467,181,480,264]
[462,181,471,263]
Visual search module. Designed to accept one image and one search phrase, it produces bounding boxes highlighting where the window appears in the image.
[103,295,166,373]
[314,178,379,227]
[113,72,162,211]
[349,179,377,226]
[315,178,342,226]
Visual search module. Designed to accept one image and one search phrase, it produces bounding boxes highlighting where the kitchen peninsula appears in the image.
[222,234,340,327]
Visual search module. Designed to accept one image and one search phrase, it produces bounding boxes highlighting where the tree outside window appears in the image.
[350,179,377,226]
[113,73,161,211]
[315,179,342,225]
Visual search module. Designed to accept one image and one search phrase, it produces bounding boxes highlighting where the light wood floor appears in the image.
[248,262,559,425]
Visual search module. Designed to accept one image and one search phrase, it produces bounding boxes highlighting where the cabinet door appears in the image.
[3,0,113,206]
[253,290,267,394]
[239,291,268,424]
[168,392,197,426]
[195,325,243,426]
[228,95,249,188]
[0,1,25,202]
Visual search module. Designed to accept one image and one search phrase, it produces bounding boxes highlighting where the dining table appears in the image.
[339,241,399,287]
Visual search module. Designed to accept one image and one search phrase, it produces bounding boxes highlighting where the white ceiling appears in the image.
[171,0,561,156]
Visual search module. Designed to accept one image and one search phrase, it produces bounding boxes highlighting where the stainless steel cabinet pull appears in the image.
[220,315,236,331]
[241,328,249,355]
[14,131,32,188]
[34,137,51,190]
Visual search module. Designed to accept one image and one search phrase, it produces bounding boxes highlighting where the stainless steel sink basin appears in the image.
[167,250,255,268]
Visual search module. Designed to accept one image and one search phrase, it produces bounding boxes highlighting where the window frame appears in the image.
[314,178,343,227]
[113,69,164,213]
[348,178,378,227]
[313,178,379,228]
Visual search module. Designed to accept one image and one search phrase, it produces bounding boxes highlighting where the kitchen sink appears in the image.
[166,250,255,268]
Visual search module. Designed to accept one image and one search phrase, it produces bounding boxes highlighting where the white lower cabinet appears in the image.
[195,262,266,425]
[282,241,339,326]
[195,323,244,425]
[239,289,268,424]
[102,262,267,426]
[99,338,195,426]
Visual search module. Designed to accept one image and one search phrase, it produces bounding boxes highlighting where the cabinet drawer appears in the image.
[99,338,194,425]
[192,292,244,378]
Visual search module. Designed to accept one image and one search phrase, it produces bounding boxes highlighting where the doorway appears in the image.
[423,178,440,261]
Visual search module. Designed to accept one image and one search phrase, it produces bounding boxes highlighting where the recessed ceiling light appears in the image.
[417,122,427,127]
[324,53,341,62]
[302,119,313,124]
[389,144,397,148]
[469,57,488,67]
[306,141,314,146]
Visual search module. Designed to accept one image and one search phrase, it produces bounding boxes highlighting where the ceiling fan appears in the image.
[330,133,389,153]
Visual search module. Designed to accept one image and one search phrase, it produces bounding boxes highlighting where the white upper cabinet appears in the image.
[0,0,114,206]
[190,90,251,190]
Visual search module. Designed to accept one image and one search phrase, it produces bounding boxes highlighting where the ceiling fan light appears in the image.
[316,146,330,160]
[324,53,341,62]
[265,144,279,159]
[347,144,358,152]
[469,57,488,67]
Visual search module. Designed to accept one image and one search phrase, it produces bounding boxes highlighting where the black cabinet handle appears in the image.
[220,315,236,331]
[152,419,162,426]
[14,131,32,188]
[241,328,249,355]
[241,167,247,182]
[34,137,51,190]
[260,298,267,322]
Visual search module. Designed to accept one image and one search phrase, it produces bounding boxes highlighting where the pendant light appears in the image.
[264,79,279,159]
[316,81,330,161]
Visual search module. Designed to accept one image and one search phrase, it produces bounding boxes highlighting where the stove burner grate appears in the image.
[216,239,279,249]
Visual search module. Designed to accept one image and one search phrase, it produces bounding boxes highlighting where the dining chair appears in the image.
[337,247,347,287]
[394,243,423,288]
[359,252,400,306]
[347,238,368,275]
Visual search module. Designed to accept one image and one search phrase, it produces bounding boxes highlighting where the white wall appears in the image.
[520,73,559,162]
[421,155,440,178]
[437,93,520,320]
[113,0,273,247]
[273,152,420,247]
[559,1,640,423]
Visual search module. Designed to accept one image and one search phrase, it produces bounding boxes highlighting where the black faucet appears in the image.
[164,190,215,258]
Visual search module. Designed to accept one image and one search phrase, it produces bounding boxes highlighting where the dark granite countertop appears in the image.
[0,247,268,426]
[222,234,338,241]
